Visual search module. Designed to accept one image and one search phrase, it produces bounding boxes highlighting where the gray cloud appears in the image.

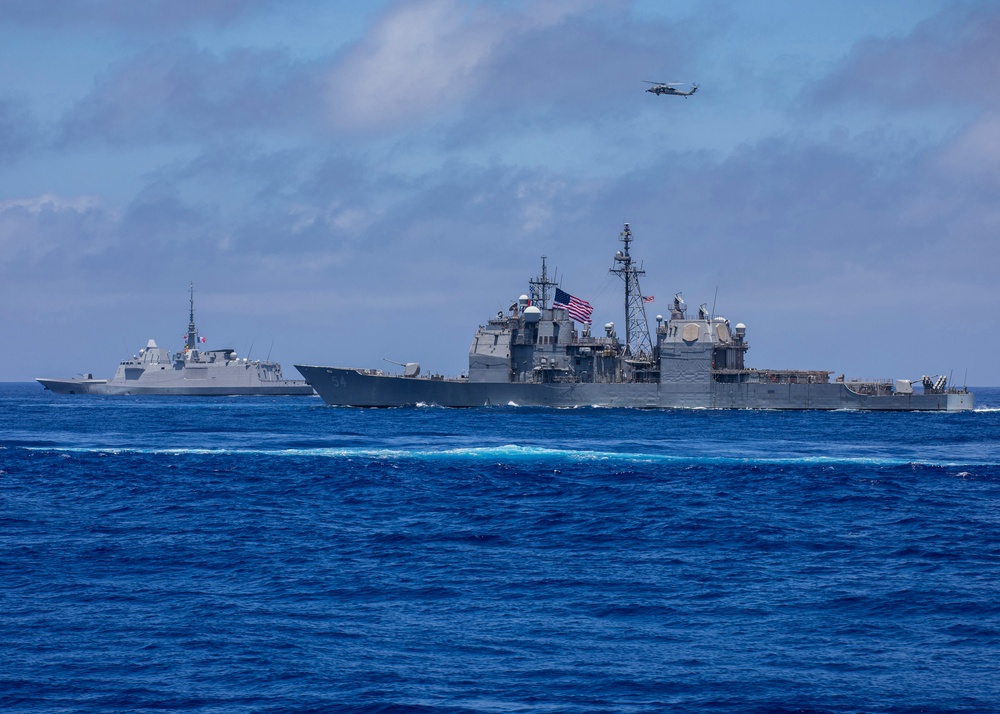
[0,0,294,29]
[807,2,1000,111]
[0,194,117,277]
[58,41,328,146]
[27,99,1000,290]
[0,95,37,162]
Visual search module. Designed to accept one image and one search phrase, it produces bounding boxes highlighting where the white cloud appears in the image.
[0,194,113,266]
[0,193,101,213]
[935,111,1000,186]
[324,0,606,132]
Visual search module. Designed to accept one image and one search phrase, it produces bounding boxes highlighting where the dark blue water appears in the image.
[3,383,1000,713]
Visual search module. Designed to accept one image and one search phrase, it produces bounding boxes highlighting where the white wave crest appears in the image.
[21,444,999,468]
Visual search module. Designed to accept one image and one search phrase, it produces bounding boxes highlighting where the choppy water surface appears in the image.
[3,383,1000,713]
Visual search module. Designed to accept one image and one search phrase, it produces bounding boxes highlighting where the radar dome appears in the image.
[523,306,541,323]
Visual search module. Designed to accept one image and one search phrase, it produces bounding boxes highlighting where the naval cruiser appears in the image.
[296,224,972,411]
[37,285,314,396]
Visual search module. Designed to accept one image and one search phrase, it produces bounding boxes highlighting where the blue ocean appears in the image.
[3,382,999,713]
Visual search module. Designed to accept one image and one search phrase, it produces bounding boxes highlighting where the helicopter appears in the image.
[644,81,699,97]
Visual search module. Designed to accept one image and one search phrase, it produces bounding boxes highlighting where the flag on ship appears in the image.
[553,288,593,324]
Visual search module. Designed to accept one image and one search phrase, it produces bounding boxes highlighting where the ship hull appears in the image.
[37,377,315,396]
[295,366,973,411]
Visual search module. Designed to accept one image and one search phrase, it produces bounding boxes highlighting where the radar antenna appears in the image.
[529,256,558,310]
[186,282,200,350]
[609,223,653,359]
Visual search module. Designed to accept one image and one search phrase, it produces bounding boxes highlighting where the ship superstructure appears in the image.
[297,224,972,410]
[38,284,314,396]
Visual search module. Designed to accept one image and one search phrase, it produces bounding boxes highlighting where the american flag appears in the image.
[643,295,655,303]
[553,287,593,324]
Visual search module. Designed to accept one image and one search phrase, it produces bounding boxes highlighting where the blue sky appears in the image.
[2,0,997,386]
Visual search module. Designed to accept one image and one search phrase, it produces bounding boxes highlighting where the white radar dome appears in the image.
[523,306,541,323]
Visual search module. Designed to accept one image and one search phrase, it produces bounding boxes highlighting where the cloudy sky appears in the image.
[2,0,997,386]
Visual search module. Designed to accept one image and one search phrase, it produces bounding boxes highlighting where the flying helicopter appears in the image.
[644,81,699,97]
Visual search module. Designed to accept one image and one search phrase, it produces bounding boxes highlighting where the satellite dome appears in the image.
[523,306,541,323]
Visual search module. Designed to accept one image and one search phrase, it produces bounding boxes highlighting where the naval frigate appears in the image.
[37,285,314,396]
[296,224,973,411]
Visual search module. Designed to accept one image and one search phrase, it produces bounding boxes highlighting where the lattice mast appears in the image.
[609,223,653,358]
[529,256,558,310]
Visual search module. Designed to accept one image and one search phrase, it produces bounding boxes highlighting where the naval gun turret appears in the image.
[384,359,421,377]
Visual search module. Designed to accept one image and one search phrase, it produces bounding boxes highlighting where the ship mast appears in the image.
[609,223,653,359]
[186,282,199,350]
[529,256,558,309]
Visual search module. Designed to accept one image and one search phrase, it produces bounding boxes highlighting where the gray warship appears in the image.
[297,224,972,411]
[37,285,314,396]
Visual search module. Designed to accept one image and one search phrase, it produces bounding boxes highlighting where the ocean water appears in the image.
[2,382,1000,714]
